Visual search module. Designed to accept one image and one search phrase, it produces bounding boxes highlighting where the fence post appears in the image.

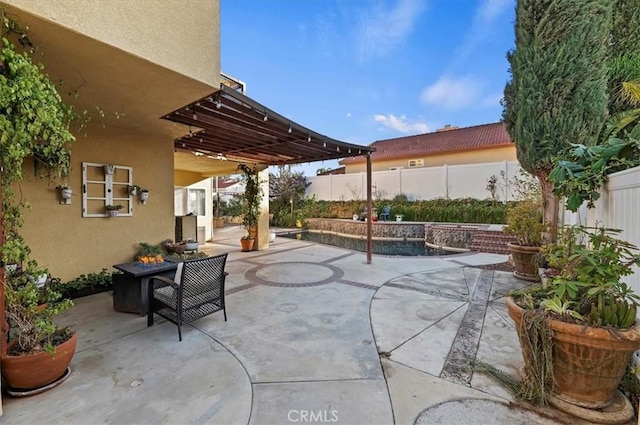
[330,174,333,201]
[443,164,449,198]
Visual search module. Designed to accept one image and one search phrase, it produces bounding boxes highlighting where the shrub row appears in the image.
[289,198,508,224]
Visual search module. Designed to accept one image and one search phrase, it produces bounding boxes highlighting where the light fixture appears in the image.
[323,141,327,148]
[337,146,340,152]
[288,125,292,134]
[263,112,268,122]
[181,143,186,148]
[348,148,351,154]
[358,149,362,154]
[215,98,222,109]
[193,112,198,120]
[307,134,311,142]
[199,138,203,143]
[188,126,193,137]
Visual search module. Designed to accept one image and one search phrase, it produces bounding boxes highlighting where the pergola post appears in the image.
[366,153,372,264]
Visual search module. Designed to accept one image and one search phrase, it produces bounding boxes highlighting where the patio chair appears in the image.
[147,253,228,341]
[379,205,391,221]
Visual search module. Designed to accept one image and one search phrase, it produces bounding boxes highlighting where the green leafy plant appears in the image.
[542,225,640,328]
[503,198,546,246]
[238,164,263,239]
[57,269,113,293]
[105,204,123,211]
[1,10,77,355]
[549,111,640,211]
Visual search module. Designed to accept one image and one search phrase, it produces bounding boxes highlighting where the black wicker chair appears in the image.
[147,253,228,341]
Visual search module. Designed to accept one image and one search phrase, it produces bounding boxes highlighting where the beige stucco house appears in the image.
[340,122,516,173]
[3,0,223,280]
[3,0,374,282]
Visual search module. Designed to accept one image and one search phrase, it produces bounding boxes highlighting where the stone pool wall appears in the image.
[304,219,514,253]
[305,218,425,239]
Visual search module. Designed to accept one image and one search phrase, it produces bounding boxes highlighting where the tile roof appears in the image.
[215,179,240,189]
[340,122,512,164]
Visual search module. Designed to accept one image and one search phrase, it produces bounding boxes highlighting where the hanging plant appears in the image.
[1,9,77,357]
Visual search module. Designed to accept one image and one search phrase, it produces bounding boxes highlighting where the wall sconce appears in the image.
[139,189,149,205]
[57,185,72,205]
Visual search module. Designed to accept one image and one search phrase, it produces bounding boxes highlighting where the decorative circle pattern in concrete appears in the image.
[246,262,344,287]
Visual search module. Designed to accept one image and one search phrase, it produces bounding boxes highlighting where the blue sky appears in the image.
[221,0,515,175]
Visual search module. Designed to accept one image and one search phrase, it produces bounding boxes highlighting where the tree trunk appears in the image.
[538,175,559,243]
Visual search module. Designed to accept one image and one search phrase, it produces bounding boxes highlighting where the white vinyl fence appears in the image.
[563,166,640,297]
[307,160,522,201]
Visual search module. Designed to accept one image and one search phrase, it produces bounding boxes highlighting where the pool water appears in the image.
[280,231,447,256]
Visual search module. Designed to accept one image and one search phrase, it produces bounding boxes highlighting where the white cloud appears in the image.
[355,0,426,60]
[478,0,512,23]
[373,114,429,134]
[421,75,483,110]
[346,112,352,118]
[480,91,504,109]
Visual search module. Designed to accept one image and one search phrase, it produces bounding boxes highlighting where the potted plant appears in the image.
[183,238,199,252]
[506,225,640,413]
[238,164,263,252]
[2,272,76,392]
[127,185,140,196]
[1,11,78,395]
[139,188,149,204]
[56,185,72,201]
[105,204,123,217]
[503,198,546,281]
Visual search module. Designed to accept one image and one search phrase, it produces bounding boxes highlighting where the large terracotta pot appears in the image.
[240,238,255,252]
[2,331,77,390]
[507,242,540,282]
[506,298,640,408]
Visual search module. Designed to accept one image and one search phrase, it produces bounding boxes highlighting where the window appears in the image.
[188,189,206,216]
[82,162,133,217]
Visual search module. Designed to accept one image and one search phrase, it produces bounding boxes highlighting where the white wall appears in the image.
[174,179,213,242]
[307,161,522,201]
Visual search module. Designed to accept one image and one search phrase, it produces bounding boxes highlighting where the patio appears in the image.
[3,226,585,424]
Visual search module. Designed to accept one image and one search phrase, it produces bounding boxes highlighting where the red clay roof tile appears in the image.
[340,122,512,164]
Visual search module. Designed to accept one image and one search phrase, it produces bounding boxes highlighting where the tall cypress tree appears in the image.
[503,0,612,239]
[608,0,640,114]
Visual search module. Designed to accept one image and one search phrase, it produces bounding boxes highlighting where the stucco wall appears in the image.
[18,126,175,281]
[344,146,517,173]
[4,0,220,86]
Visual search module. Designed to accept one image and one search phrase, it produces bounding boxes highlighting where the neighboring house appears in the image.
[214,178,244,203]
[339,122,516,173]
[317,167,346,176]
[5,0,221,280]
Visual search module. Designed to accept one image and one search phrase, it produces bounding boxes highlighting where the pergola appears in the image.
[163,85,377,262]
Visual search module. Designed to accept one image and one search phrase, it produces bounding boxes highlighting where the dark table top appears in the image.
[113,261,178,277]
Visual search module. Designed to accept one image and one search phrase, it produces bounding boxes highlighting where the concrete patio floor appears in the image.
[1,226,617,424]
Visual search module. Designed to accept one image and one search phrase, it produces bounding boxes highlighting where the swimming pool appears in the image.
[280,231,448,256]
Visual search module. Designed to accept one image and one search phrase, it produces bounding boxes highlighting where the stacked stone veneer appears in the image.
[305,218,425,239]
[305,219,515,254]
[425,224,482,249]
